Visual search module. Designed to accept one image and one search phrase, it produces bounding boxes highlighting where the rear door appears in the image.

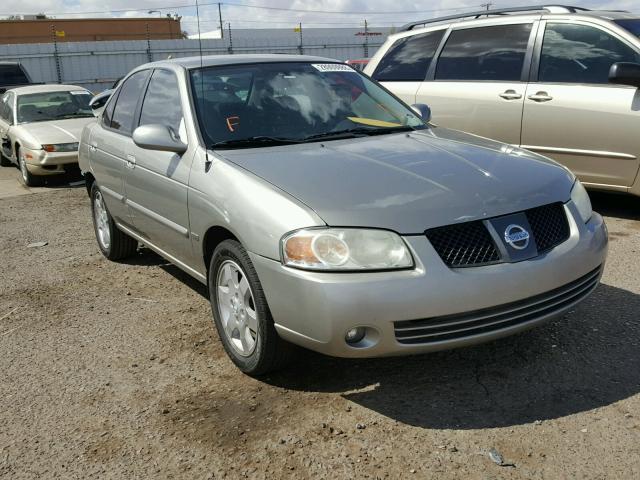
[124,68,193,263]
[90,70,150,225]
[521,20,640,188]
[371,29,445,105]
[416,21,536,145]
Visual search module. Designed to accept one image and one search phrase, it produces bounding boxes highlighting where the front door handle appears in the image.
[528,92,553,102]
[499,89,522,100]
[125,154,136,169]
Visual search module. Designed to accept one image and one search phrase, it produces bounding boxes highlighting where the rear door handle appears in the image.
[528,92,553,102]
[125,154,136,169]
[499,90,522,100]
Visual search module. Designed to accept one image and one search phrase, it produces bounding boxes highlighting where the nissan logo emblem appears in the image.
[504,224,530,250]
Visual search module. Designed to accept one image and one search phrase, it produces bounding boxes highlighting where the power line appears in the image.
[0,1,485,18]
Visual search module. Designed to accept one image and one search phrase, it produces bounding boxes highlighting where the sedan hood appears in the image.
[218,128,575,233]
[16,117,95,148]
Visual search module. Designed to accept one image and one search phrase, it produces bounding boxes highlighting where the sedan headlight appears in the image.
[282,228,414,271]
[571,180,592,223]
[42,142,79,153]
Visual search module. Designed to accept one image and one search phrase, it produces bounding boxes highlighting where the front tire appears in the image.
[209,240,294,375]
[90,182,138,260]
[0,150,11,167]
[17,147,41,186]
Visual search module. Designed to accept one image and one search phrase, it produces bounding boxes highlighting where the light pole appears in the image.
[148,10,162,17]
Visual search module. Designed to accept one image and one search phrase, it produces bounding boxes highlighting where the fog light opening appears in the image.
[345,327,366,345]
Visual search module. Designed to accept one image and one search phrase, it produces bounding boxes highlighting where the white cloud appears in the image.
[0,0,638,33]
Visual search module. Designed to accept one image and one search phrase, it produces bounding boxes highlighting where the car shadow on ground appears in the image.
[590,191,640,221]
[260,283,640,429]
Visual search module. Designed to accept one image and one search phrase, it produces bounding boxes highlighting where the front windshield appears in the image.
[615,19,640,38]
[190,62,426,148]
[17,90,93,123]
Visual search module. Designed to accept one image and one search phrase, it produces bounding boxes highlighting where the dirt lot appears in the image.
[0,165,639,479]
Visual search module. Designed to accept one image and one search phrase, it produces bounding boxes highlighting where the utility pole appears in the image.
[298,22,303,55]
[218,3,224,39]
[480,2,493,11]
[364,19,369,58]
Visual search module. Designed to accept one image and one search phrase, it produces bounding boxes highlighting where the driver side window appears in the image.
[138,69,184,139]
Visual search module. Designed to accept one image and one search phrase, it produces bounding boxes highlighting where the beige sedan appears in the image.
[0,84,95,186]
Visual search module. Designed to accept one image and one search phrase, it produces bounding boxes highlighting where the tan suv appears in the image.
[365,5,640,197]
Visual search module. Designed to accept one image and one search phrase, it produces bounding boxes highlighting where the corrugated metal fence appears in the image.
[0,35,384,92]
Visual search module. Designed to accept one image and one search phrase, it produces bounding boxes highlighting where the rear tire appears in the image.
[209,239,295,375]
[90,182,138,261]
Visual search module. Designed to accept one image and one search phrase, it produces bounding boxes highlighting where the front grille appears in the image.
[394,266,601,345]
[525,202,570,253]
[426,202,570,267]
[425,221,500,267]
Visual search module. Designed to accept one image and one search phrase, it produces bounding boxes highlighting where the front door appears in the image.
[415,22,535,145]
[91,70,150,224]
[521,21,640,188]
[0,92,15,159]
[123,68,194,264]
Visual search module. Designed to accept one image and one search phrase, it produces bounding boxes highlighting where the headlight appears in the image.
[42,142,79,153]
[571,180,592,223]
[282,228,414,271]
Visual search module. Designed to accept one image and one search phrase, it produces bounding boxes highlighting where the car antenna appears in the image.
[195,0,212,172]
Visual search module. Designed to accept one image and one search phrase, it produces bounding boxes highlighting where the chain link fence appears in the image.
[0,34,384,92]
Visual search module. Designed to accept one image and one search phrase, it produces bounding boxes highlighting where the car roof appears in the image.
[9,84,89,95]
[400,6,638,35]
[136,54,343,72]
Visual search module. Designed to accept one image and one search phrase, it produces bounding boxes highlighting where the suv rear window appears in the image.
[435,24,532,81]
[0,64,29,85]
[372,30,445,82]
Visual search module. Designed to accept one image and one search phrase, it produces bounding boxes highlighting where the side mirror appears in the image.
[609,62,640,88]
[411,103,432,123]
[133,124,187,154]
[89,89,113,117]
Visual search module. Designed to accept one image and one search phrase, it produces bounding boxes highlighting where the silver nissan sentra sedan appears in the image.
[78,55,607,375]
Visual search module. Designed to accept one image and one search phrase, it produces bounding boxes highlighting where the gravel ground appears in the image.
[1,165,639,479]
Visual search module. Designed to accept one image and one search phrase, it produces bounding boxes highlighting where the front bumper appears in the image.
[251,201,608,358]
[22,147,78,176]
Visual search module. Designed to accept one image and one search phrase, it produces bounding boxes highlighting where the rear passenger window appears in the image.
[435,24,533,81]
[373,30,445,81]
[139,69,183,136]
[110,70,149,134]
[539,23,640,84]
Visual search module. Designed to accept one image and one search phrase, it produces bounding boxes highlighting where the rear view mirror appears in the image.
[609,62,640,88]
[133,124,187,154]
[411,103,432,123]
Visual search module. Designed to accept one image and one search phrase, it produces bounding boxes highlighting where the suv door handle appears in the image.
[125,154,136,169]
[499,90,522,100]
[89,143,97,152]
[528,92,553,102]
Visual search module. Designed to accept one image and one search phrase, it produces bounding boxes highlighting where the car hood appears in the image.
[218,128,575,233]
[15,117,95,148]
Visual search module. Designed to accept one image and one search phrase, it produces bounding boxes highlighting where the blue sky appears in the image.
[1,1,638,33]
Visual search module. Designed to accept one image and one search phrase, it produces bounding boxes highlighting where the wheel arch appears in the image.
[83,171,96,196]
[203,225,240,275]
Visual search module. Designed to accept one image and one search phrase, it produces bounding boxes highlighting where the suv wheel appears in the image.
[209,240,294,375]
[90,182,138,260]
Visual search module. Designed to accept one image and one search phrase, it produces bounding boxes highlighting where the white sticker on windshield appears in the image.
[70,90,91,95]
[311,63,355,73]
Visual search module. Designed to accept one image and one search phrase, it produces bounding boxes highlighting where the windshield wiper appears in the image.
[55,114,93,120]
[211,136,302,149]
[299,126,415,143]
